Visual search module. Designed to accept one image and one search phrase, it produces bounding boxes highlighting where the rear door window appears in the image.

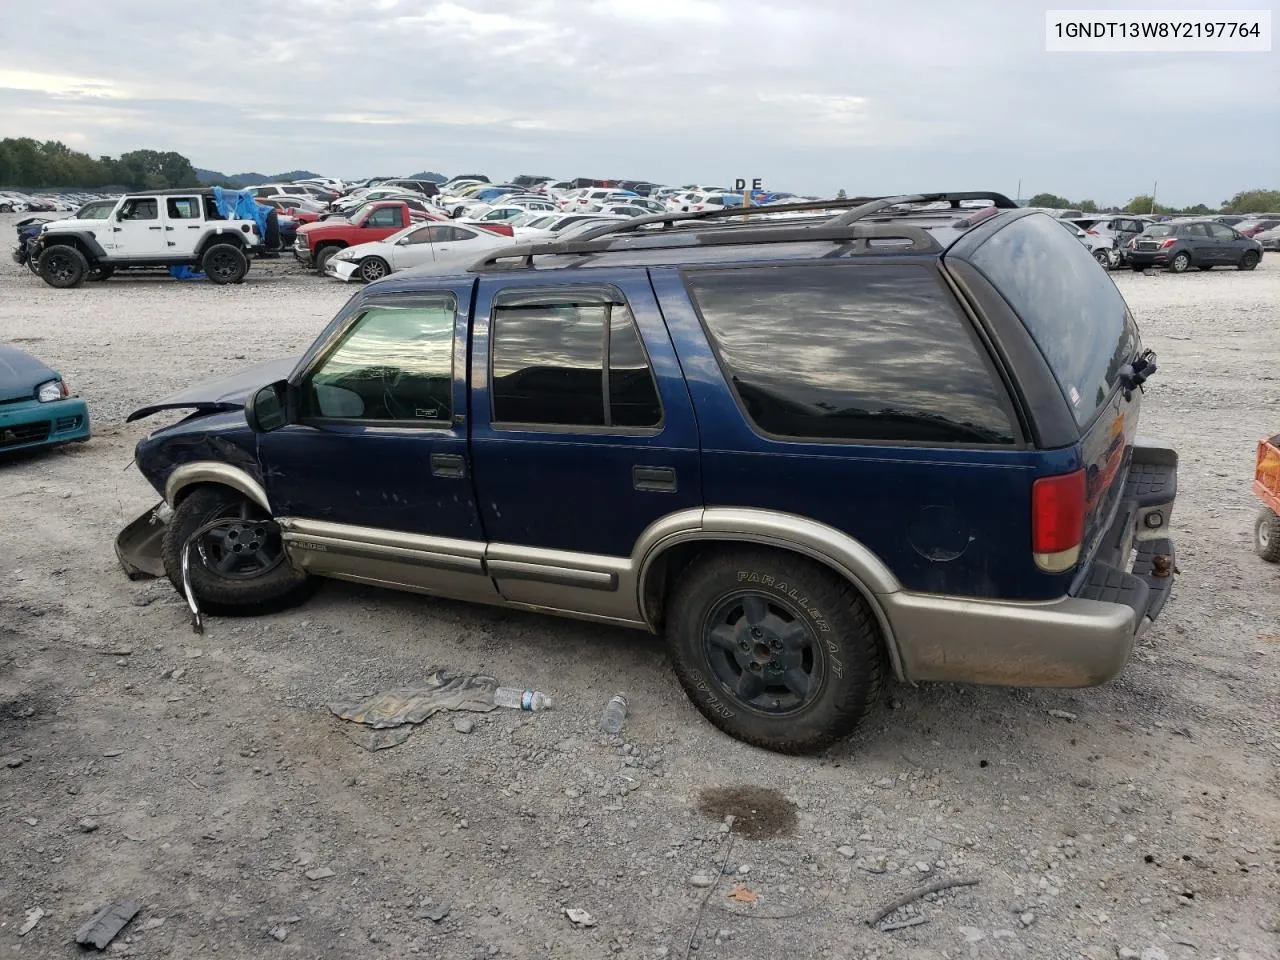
[684,263,1016,445]
[969,213,1139,428]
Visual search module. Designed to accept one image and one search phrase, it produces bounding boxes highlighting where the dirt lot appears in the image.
[1,216,1277,960]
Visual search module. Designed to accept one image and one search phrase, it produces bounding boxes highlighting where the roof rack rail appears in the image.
[573,191,1017,242]
[467,222,941,272]
[571,196,882,242]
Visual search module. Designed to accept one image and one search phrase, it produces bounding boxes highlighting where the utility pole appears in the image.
[1016,178,1022,204]
[1151,180,1158,214]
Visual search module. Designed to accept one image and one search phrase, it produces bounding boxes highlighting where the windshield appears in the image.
[969,213,1140,428]
[77,200,117,219]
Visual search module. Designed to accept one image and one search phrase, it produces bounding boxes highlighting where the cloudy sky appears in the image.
[1,0,1274,205]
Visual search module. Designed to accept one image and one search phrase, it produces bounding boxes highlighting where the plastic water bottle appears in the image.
[599,693,628,734]
[493,687,552,711]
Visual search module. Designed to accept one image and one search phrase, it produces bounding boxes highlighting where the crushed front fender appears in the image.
[115,502,172,580]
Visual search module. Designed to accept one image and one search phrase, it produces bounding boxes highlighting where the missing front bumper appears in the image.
[115,501,172,580]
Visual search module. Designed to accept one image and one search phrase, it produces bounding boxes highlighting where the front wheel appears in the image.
[358,256,390,282]
[313,245,340,275]
[1169,251,1191,273]
[38,245,88,288]
[665,548,885,754]
[202,244,249,285]
[161,486,315,616]
[1256,508,1280,563]
[1239,250,1260,271]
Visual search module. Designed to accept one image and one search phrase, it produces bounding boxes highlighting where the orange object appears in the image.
[1254,436,1280,515]
[727,885,759,904]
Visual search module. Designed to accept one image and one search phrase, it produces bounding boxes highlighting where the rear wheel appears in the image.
[1255,508,1280,563]
[358,256,390,282]
[38,245,88,288]
[1093,248,1111,268]
[202,244,249,284]
[1169,251,1191,273]
[161,486,315,615]
[665,548,885,753]
[1239,250,1260,271]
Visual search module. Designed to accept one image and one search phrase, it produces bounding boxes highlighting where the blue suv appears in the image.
[117,193,1177,753]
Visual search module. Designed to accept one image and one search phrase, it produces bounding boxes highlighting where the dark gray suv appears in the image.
[1127,220,1262,273]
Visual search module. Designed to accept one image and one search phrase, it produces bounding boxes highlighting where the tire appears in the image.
[358,256,390,282]
[1255,508,1280,563]
[161,486,315,616]
[202,244,248,285]
[1092,248,1110,268]
[313,245,341,275]
[0,203,11,213]
[1169,252,1191,273]
[38,245,88,288]
[665,547,885,753]
[1239,250,1260,271]
[87,265,114,281]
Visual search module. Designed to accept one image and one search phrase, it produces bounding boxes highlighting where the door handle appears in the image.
[632,465,677,492]
[188,225,201,229]
[148,226,162,230]
[164,226,174,231]
[430,453,466,479]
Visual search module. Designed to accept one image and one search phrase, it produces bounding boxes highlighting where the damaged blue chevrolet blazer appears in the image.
[117,194,1177,753]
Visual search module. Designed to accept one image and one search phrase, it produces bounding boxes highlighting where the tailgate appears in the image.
[1078,387,1140,564]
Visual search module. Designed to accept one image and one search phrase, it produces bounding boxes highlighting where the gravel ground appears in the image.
[1,214,1277,960]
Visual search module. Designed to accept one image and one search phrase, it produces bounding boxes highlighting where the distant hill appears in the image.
[407,171,447,183]
[196,167,321,186]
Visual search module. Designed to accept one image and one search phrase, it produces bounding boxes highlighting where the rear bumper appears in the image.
[0,397,91,453]
[1127,250,1171,266]
[886,440,1177,687]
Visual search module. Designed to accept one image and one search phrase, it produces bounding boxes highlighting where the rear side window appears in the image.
[685,263,1016,445]
[970,214,1139,427]
[491,291,662,429]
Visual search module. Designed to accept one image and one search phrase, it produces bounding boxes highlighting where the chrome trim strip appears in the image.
[282,534,483,574]
[166,462,270,512]
[485,559,616,590]
[279,517,486,564]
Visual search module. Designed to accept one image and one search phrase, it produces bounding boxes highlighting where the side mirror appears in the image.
[244,380,291,433]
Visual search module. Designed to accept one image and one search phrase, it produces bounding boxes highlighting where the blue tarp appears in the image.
[211,186,270,237]
[169,265,206,280]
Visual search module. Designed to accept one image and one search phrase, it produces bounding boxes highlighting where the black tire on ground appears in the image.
[359,256,390,282]
[1093,248,1111,267]
[0,203,12,213]
[160,486,316,616]
[665,547,885,754]
[1239,250,1260,271]
[1255,508,1280,563]
[1169,252,1191,273]
[202,244,249,285]
[313,245,341,275]
[86,265,115,281]
[38,245,88,288]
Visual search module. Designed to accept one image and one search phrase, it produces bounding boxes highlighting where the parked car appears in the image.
[1253,226,1280,251]
[117,193,1176,754]
[1057,219,1120,268]
[1236,218,1280,238]
[0,344,90,454]
[1066,215,1150,263]
[324,221,515,282]
[248,184,312,201]
[1127,220,1263,272]
[30,189,270,287]
[294,200,429,273]
[376,179,441,198]
[0,193,30,213]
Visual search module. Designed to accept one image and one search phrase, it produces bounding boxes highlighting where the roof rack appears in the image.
[572,191,1018,242]
[468,222,941,272]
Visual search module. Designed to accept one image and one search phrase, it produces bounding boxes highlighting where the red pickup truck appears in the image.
[294,200,514,273]
[294,201,438,273]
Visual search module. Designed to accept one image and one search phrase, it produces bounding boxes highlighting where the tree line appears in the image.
[1027,189,1280,216]
[0,138,200,191]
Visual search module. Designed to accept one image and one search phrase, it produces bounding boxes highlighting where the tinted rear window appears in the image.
[970,214,1139,427]
[685,263,1016,445]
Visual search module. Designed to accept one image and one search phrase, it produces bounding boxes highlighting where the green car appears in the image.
[0,344,90,453]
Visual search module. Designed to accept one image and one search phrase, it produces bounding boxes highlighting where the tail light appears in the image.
[1160,238,1176,249]
[1032,468,1086,572]
[1086,229,1099,235]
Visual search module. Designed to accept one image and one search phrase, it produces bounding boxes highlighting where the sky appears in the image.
[1,0,1275,206]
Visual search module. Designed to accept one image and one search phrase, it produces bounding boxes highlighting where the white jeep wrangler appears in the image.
[32,189,267,288]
